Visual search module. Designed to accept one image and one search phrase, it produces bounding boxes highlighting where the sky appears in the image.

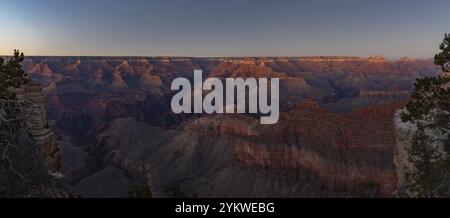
[1,0,450,58]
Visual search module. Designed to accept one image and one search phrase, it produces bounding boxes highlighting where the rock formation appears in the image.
[0,79,73,197]
[16,80,61,170]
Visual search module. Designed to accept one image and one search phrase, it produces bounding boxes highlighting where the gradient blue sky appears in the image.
[1,0,449,58]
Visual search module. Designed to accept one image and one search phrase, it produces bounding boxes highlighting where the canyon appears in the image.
[22,56,441,197]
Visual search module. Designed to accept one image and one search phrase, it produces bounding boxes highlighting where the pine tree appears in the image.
[401,34,450,197]
[0,50,56,197]
[435,33,450,73]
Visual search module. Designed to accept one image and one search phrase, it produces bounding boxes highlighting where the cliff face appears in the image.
[231,101,402,196]
[191,101,402,196]
[0,79,74,197]
[86,100,402,197]
[16,80,61,170]
[393,110,415,193]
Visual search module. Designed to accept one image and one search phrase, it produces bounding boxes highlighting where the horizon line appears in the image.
[0,53,435,61]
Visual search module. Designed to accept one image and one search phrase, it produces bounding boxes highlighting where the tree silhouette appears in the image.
[435,33,450,73]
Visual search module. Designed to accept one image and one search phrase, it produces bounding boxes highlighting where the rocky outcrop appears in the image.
[393,110,416,192]
[16,80,61,170]
[1,79,74,197]
[109,70,129,90]
[138,70,162,92]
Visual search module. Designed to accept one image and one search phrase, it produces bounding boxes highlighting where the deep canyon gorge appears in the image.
[21,56,442,197]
